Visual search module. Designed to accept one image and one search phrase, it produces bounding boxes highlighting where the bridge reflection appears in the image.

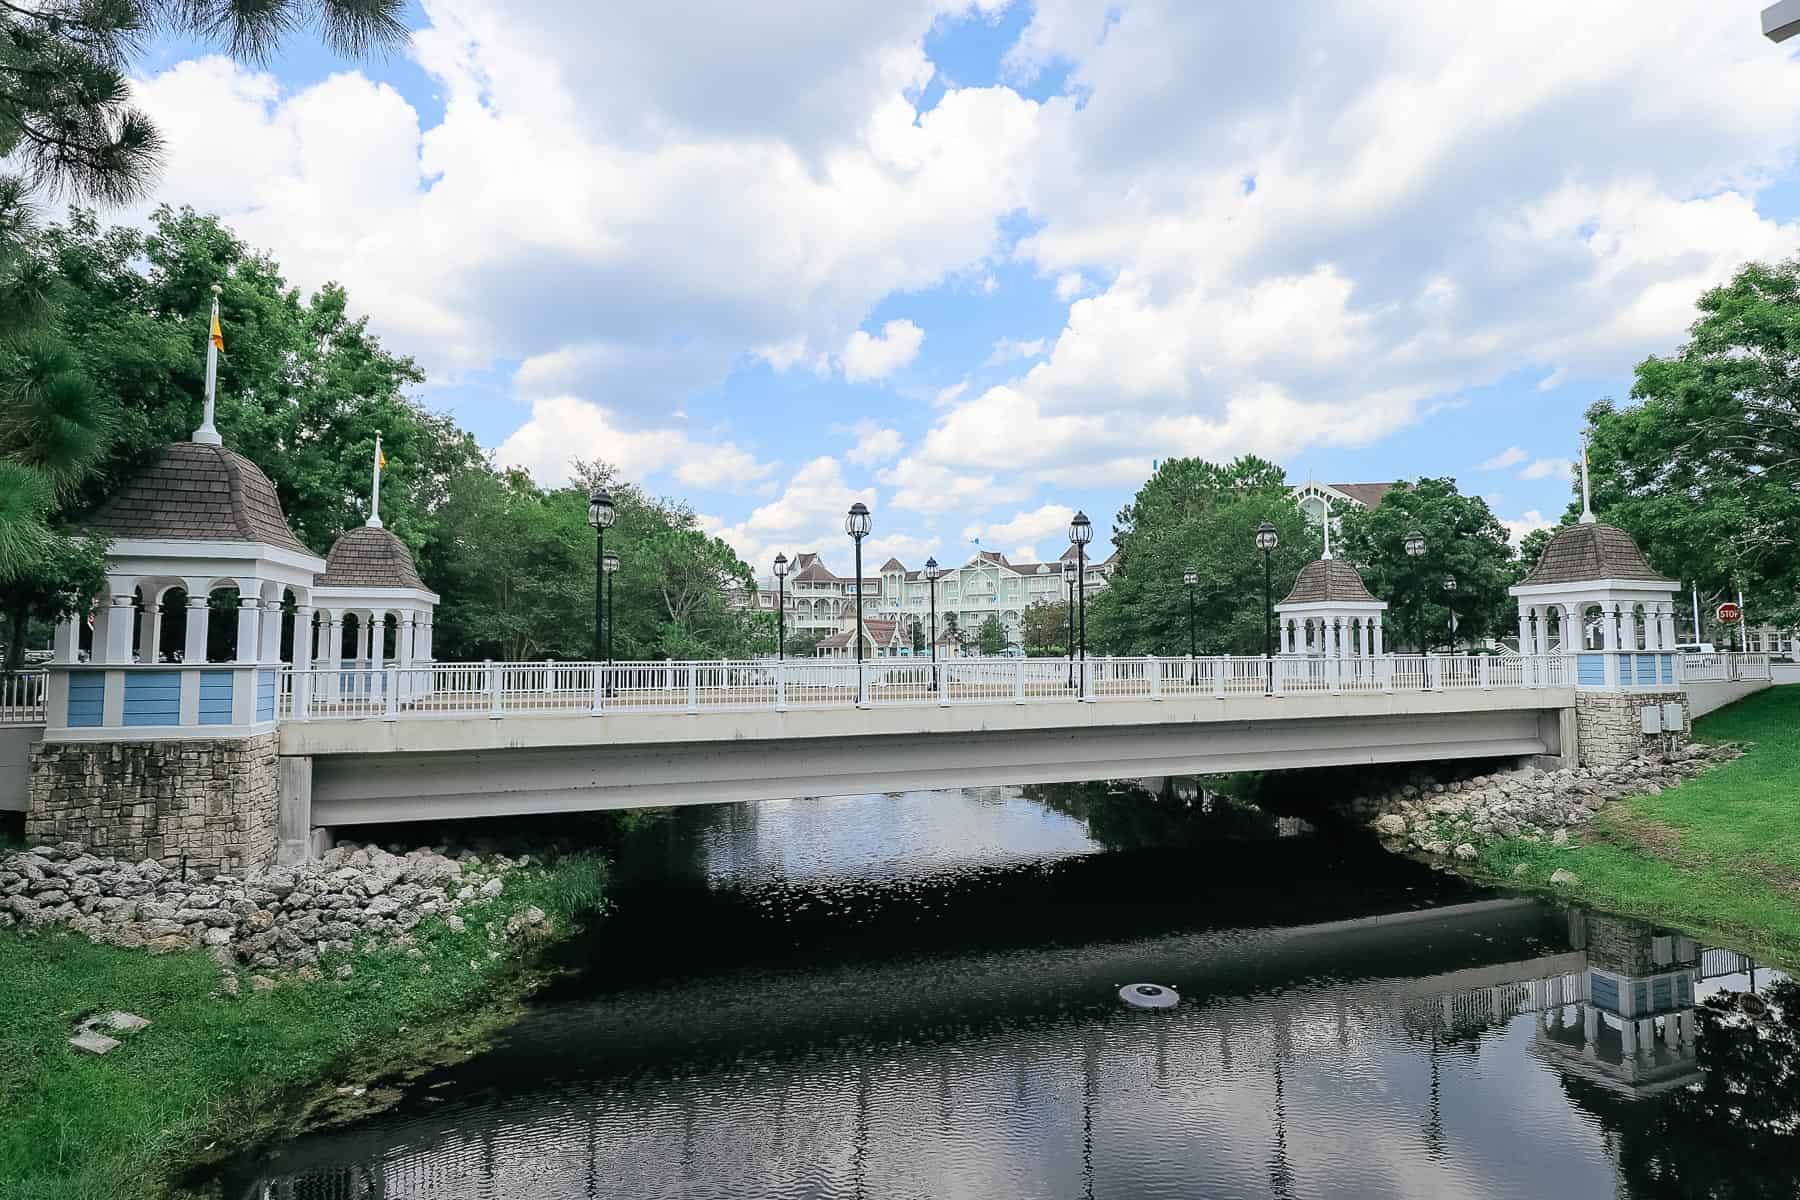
[222,900,1777,1200]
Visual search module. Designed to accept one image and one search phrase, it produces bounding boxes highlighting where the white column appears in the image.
[1372,617,1383,656]
[52,616,79,663]
[1660,605,1676,649]
[292,607,314,670]
[259,597,284,663]
[363,612,380,665]
[325,616,344,670]
[184,592,211,663]
[234,584,261,665]
[1602,603,1619,651]
[1518,608,1531,657]
[1332,617,1344,658]
[419,617,433,663]
[138,597,161,664]
[103,588,136,664]
[399,614,416,669]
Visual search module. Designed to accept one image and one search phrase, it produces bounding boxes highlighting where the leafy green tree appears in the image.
[1022,599,1068,656]
[0,1,407,580]
[1582,259,1800,627]
[977,614,1008,655]
[1087,456,1314,655]
[1336,477,1515,651]
[908,617,925,655]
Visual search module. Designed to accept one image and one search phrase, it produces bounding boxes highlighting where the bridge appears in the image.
[258,654,1583,837]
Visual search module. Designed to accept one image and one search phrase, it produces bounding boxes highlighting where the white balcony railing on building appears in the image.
[0,670,47,724]
[277,653,1578,723]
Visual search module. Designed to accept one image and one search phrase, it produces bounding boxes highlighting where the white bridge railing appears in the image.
[0,669,47,724]
[1679,652,1772,683]
[278,653,1575,722]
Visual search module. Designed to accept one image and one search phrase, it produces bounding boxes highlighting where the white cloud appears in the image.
[1011,544,1040,562]
[934,381,969,406]
[845,422,905,465]
[986,335,1047,365]
[841,319,926,383]
[1054,271,1088,300]
[968,503,1077,549]
[1479,446,1529,471]
[1503,508,1559,545]
[1535,367,1567,391]
[703,456,879,571]
[492,395,772,489]
[1520,457,1572,481]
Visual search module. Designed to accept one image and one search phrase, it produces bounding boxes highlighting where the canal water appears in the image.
[221,781,1797,1199]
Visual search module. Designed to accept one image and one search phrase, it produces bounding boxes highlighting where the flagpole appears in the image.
[1578,431,1595,525]
[193,284,223,445]
[368,432,384,528]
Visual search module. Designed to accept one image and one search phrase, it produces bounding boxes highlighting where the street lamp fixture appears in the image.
[845,502,871,701]
[1403,530,1426,654]
[1062,558,1078,688]
[773,552,789,662]
[1254,522,1278,692]
[1068,512,1092,692]
[925,555,942,690]
[587,489,615,663]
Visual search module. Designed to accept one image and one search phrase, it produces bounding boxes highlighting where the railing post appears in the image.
[1479,655,1492,690]
[1014,655,1026,704]
[383,666,399,721]
[1272,654,1285,697]
[295,670,311,721]
[775,659,787,712]
[1214,656,1227,699]
[590,662,604,716]
[938,661,952,707]
[1081,658,1095,702]
[686,663,699,713]
[1380,655,1394,693]
[857,659,869,708]
[1150,658,1163,701]
[1426,654,1441,691]
[487,660,501,718]
[1329,654,1342,695]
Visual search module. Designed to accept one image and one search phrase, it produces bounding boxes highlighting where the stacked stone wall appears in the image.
[1573,691,1688,770]
[27,734,280,874]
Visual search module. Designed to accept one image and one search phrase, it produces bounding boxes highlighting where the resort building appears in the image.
[1291,479,1400,526]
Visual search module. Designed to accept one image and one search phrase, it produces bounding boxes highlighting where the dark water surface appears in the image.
[223,782,1798,1199]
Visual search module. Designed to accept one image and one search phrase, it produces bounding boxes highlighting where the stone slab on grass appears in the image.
[69,1030,121,1056]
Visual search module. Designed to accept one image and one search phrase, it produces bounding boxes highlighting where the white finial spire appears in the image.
[367,431,384,528]
[192,283,224,446]
[1578,430,1595,525]
[1321,494,1333,560]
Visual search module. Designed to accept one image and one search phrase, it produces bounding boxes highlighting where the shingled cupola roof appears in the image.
[317,524,427,590]
[84,441,310,555]
[1280,558,1379,605]
[1516,522,1676,588]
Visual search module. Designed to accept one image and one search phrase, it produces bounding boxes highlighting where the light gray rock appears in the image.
[70,1030,121,1055]
[1549,869,1580,886]
[1453,843,1478,861]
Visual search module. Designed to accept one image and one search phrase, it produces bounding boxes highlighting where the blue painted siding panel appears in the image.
[1635,654,1656,685]
[1577,654,1605,687]
[256,670,276,722]
[1591,973,1619,1012]
[1660,654,1675,684]
[1652,976,1672,1010]
[67,671,104,727]
[198,670,234,725]
[122,672,181,727]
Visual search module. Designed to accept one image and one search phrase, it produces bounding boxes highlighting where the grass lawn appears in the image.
[1482,685,1800,967]
[0,855,607,1200]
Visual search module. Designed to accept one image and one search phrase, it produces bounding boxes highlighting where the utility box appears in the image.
[1661,703,1685,733]
[1639,705,1664,735]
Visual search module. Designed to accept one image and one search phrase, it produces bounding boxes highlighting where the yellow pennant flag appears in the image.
[377,446,387,470]
[210,308,224,352]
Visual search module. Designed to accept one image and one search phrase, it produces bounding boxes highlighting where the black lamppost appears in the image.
[846,502,871,698]
[773,552,789,661]
[1443,575,1458,652]
[924,555,941,689]
[587,488,615,661]
[1063,558,1078,688]
[1256,522,1279,693]
[1404,529,1427,653]
[601,551,619,666]
[1182,567,1199,657]
[1068,511,1092,690]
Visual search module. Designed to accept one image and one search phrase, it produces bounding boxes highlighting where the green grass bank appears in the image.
[0,852,607,1200]
[1481,685,1800,968]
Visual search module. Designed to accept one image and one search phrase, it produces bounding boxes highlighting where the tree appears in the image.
[977,614,1008,655]
[1336,478,1515,651]
[1581,259,1800,628]
[908,617,925,655]
[1086,456,1315,656]
[0,1,408,580]
[1022,599,1069,656]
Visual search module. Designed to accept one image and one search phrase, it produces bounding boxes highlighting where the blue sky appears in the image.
[127,2,1800,573]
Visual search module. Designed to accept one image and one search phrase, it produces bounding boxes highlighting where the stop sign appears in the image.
[1717,602,1742,624]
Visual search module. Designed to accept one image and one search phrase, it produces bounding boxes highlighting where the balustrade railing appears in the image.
[0,669,46,723]
[277,653,1581,722]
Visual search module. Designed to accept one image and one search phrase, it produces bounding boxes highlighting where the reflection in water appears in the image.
[222,782,1798,1199]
